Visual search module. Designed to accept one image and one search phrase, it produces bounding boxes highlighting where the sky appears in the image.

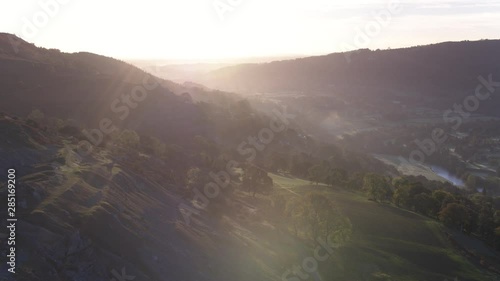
[1,0,500,62]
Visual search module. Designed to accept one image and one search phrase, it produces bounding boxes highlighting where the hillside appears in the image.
[200,40,500,116]
[271,173,500,281]
[0,115,279,281]
[0,115,496,281]
[1,34,499,281]
[0,33,218,145]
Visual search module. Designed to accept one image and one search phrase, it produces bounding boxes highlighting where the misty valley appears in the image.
[1,4,500,280]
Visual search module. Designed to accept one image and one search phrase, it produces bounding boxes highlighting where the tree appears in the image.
[212,154,230,171]
[286,192,352,244]
[495,227,500,250]
[495,210,500,226]
[477,206,495,239]
[242,166,273,197]
[186,167,203,189]
[413,193,439,217]
[308,164,326,185]
[269,153,288,173]
[347,172,364,190]
[392,177,410,189]
[198,152,213,167]
[326,168,348,187]
[290,153,313,178]
[466,174,478,191]
[393,185,410,208]
[432,190,455,209]
[141,136,166,156]
[28,109,45,120]
[363,173,392,202]
[232,99,252,119]
[408,182,431,198]
[194,135,217,156]
[116,129,140,148]
[439,203,468,230]
[182,167,204,198]
[407,182,431,210]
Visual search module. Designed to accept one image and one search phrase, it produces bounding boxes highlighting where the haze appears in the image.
[2,0,500,62]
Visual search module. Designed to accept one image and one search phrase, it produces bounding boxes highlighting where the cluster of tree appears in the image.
[389,176,500,250]
[308,164,346,186]
[302,162,500,251]
[27,104,498,251]
[242,165,274,197]
[285,192,352,244]
[301,149,396,188]
[338,119,500,196]
[362,173,393,202]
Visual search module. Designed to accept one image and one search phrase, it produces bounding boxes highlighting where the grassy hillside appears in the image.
[270,173,496,281]
[0,110,498,281]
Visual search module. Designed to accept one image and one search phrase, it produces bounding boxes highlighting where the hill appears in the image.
[1,34,499,281]
[270,174,499,281]
[200,40,500,116]
[0,115,496,280]
[0,33,218,145]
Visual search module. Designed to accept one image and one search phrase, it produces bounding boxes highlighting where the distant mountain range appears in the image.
[128,55,303,84]
[199,40,500,116]
[2,33,500,142]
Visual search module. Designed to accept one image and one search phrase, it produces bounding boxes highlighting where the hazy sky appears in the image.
[1,0,499,61]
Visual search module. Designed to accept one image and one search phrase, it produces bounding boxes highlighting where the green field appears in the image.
[267,173,495,281]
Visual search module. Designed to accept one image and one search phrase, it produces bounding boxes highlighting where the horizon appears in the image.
[2,0,500,62]
[5,31,499,65]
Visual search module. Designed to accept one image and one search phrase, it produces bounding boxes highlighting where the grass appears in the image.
[16,146,495,281]
[269,173,315,188]
[270,173,329,196]
[266,173,493,281]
